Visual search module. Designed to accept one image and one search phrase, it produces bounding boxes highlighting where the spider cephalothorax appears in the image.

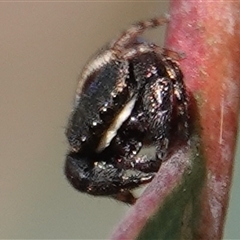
[65,17,189,204]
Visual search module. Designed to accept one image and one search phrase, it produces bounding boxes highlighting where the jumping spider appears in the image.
[65,17,189,204]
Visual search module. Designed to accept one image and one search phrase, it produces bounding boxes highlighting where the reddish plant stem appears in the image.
[166,1,240,239]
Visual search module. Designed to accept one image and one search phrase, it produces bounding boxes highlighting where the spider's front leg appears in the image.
[64,152,154,204]
[109,103,162,173]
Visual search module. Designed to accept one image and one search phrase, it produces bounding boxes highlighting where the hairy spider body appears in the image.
[65,17,189,204]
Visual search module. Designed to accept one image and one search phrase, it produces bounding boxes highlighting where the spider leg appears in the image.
[142,76,174,162]
[165,59,189,140]
[109,102,163,173]
[112,130,160,173]
[65,152,154,204]
[110,17,169,54]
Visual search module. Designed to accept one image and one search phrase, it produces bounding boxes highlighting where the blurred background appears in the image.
[0,2,239,239]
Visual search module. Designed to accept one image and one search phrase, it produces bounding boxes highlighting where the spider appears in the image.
[64,17,189,204]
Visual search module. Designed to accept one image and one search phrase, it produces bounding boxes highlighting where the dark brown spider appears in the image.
[65,17,189,204]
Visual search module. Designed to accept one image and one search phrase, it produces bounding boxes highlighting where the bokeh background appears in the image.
[1,2,239,239]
